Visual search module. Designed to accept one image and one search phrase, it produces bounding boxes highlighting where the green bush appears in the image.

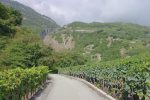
[1,41,53,68]
[0,66,49,99]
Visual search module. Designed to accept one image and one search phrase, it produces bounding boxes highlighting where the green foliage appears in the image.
[10,9,22,26]
[0,3,54,70]
[0,36,9,52]
[52,52,87,68]
[60,52,150,99]
[0,3,9,19]
[0,66,49,99]
[0,2,22,37]
[0,37,52,69]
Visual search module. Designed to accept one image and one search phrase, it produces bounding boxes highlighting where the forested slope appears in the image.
[0,3,52,69]
[0,0,59,33]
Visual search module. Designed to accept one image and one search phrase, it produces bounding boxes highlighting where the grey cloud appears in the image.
[14,0,150,26]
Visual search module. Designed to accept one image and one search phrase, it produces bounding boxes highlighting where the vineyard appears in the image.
[0,66,49,100]
[59,52,150,100]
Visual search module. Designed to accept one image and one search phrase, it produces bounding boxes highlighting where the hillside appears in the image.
[45,22,150,61]
[0,3,53,70]
[0,2,85,70]
[0,0,59,33]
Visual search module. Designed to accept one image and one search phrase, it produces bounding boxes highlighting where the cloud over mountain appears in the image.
[14,0,150,26]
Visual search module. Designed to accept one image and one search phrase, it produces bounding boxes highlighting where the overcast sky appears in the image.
[14,0,150,26]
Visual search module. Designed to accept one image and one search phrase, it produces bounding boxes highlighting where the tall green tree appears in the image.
[0,3,22,36]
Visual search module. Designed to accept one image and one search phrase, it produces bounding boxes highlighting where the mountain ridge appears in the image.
[0,0,59,33]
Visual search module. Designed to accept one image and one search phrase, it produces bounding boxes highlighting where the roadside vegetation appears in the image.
[60,52,150,100]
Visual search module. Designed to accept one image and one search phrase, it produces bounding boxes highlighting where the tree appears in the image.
[0,3,22,36]
[0,3,9,19]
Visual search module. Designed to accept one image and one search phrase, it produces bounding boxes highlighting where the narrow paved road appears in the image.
[34,74,114,100]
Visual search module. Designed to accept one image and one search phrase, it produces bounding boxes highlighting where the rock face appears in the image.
[120,48,127,58]
[106,36,113,47]
[146,43,150,48]
[84,44,95,54]
[43,34,75,52]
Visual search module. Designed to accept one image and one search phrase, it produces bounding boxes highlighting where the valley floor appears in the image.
[33,74,114,100]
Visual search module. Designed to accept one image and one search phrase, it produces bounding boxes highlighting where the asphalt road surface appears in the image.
[34,74,114,100]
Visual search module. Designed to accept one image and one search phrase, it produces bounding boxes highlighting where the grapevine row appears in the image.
[60,53,150,100]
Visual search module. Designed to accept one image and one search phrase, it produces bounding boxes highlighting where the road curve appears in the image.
[34,74,114,100]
